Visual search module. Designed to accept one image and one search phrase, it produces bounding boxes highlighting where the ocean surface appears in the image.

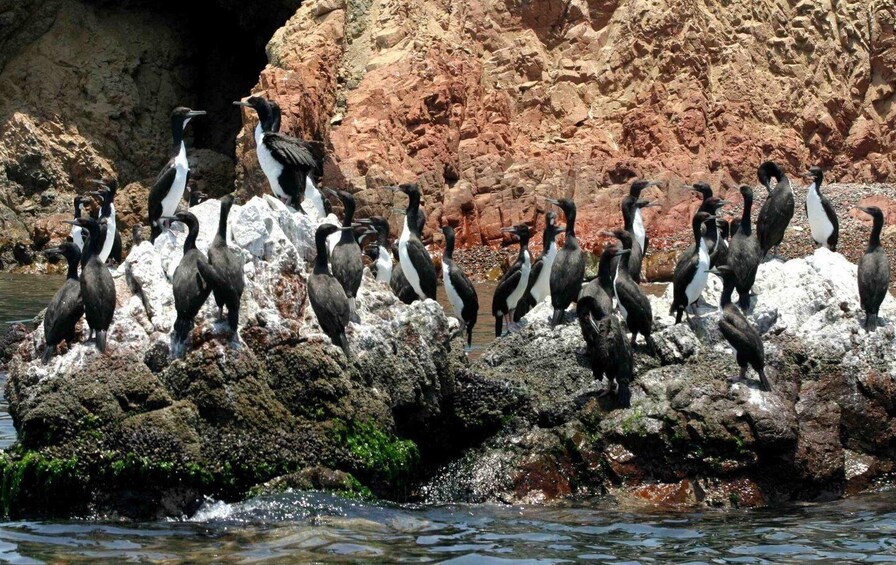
[1,274,896,563]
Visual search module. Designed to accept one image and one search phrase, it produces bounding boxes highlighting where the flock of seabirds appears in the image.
[38,97,891,406]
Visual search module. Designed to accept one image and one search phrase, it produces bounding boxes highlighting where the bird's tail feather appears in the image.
[96,331,107,354]
[494,316,503,337]
[42,345,54,364]
[337,333,352,361]
[172,317,192,359]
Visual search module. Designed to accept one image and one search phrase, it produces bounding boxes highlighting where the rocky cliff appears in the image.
[2,0,895,268]
[239,0,896,249]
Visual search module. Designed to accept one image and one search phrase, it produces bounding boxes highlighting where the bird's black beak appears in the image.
[325,188,339,198]
[62,220,79,226]
[598,230,615,237]
[717,200,731,207]
[614,249,631,257]
[500,226,519,235]
[392,207,407,216]
[545,198,560,206]
[645,181,661,188]
[187,110,206,118]
[44,247,62,256]
[233,101,252,107]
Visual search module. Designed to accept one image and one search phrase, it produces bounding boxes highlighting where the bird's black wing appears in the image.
[673,244,697,281]
[493,269,522,315]
[407,239,437,299]
[672,254,698,308]
[148,162,177,225]
[449,264,479,321]
[263,133,318,172]
[858,252,890,312]
[821,196,839,250]
[718,309,763,362]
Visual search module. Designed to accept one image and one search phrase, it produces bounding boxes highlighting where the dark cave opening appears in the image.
[90,0,302,160]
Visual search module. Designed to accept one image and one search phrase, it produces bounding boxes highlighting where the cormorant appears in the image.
[756,161,794,258]
[547,198,585,328]
[857,206,890,331]
[359,216,392,284]
[149,107,205,242]
[389,183,436,301]
[712,218,730,268]
[803,166,839,251]
[70,195,87,251]
[727,185,762,310]
[670,211,715,323]
[441,226,479,348]
[606,230,653,348]
[308,223,354,359]
[65,217,115,352]
[234,96,324,215]
[41,242,84,363]
[492,224,531,336]
[325,189,363,319]
[166,212,213,358]
[90,178,121,265]
[577,295,633,407]
[202,195,244,336]
[515,211,563,321]
[710,265,771,391]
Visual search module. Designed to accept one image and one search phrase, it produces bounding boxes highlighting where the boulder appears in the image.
[423,249,896,506]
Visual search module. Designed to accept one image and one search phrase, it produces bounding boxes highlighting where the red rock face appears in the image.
[236,0,896,250]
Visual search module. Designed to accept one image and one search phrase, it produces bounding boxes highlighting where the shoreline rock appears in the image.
[3,199,896,517]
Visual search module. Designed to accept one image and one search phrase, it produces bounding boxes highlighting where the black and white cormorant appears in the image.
[756,161,794,258]
[627,179,661,252]
[670,211,715,323]
[710,265,771,391]
[803,166,839,251]
[42,242,84,363]
[576,294,633,407]
[65,217,115,352]
[166,212,213,358]
[515,211,563,321]
[441,226,479,348]
[201,195,244,336]
[234,96,325,215]
[492,224,531,336]
[308,223,354,359]
[547,198,585,328]
[360,216,393,285]
[90,178,121,265]
[857,206,890,331]
[606,230,653,349]
[389,183,436,301]
[711,218,730,268]
[325,189,363,319]
[70,195,87,251]
[149,107,205,242]
[621,196,659,283]
[727,186,762,310]
[673,197,728,288]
